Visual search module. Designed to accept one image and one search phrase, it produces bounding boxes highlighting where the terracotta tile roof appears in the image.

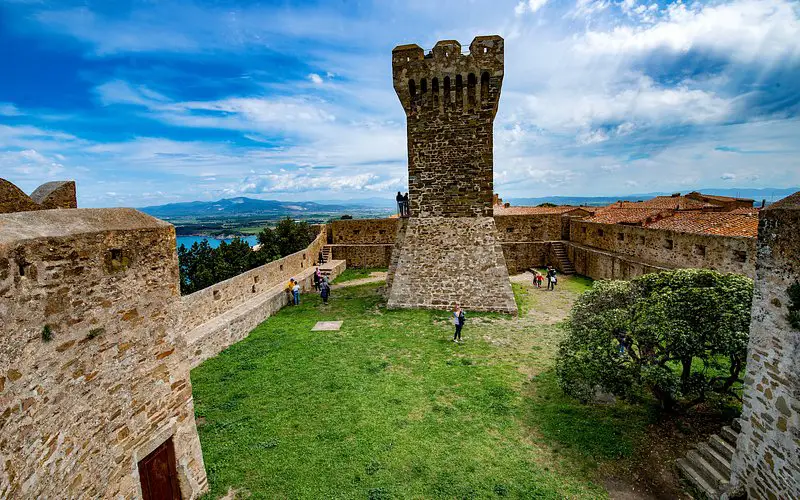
[609,196,709,211]
[493,205,592,216]
[588,208,672,225]
[686,191,755,203]
[645,211,758,237]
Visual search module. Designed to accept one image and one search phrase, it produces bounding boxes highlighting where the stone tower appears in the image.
[387,36,516,314]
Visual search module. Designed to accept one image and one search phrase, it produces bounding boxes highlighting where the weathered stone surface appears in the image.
[728,192,800,499]
[392,36,503,218]
[387,217,516,314]
[0,209,343,499]
[569,219,755,279]
[0,208,206,498]
[0,179,77,214]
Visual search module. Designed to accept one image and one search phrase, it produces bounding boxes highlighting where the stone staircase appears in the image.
[321,245,332,264]
[552,241,576,275]
[677,425,739,499]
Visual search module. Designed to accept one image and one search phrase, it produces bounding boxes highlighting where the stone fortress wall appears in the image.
[0,208,208,498]
[325,210,756,279]
[728,194,800,499]
[567,219,755,279]
[0,179,343,498]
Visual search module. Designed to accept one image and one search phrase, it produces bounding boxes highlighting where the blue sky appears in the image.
[1,0,798,207]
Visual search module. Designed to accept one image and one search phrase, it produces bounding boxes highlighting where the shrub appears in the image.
[556,269,753,411]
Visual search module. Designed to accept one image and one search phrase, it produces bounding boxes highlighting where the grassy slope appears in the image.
[191,277,650,499]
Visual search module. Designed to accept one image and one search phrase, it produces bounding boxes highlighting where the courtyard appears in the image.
[190,272,731,499]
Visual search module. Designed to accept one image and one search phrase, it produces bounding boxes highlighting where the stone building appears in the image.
[727,193,800,499]
[387,36,517,314]
[0,180,344,498]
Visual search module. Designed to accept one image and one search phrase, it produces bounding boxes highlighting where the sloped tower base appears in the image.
[386,217,517,315]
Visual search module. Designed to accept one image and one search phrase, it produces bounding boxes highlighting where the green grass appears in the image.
[192,278,650,499]
[331,267,387,284]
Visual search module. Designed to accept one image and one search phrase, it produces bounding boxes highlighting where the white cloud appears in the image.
[576,0,800,64]
[721,172,737,181]
[0,103,22,116]
[515,0,548,16]
[308,73,324,85]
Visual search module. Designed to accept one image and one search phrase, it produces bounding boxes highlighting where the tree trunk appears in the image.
[680,358,692,392]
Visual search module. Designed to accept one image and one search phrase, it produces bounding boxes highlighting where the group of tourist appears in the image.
[396,191,410,217]
[286,268,332,306]
[532,266,558,291]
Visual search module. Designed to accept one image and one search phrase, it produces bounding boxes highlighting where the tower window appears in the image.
[420,78,427,93]
[408,79,416,97]
[455,75,463,108]
[467,73,476,107]
[481,72,490,102]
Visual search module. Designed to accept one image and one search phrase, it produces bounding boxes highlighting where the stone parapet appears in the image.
[0,208,206,498]
[728,192,800,499]
[0,178,77,214]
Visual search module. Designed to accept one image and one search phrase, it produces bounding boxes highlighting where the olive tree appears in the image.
[556,269,753,410]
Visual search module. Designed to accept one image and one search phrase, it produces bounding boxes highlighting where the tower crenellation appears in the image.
[391,35,504,219]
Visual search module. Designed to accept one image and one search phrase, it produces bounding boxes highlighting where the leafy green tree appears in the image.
[556,269,753,410]
[537,202,557,207]
[178,219,317,295]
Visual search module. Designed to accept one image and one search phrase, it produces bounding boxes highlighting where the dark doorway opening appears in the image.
[138,438,181,500]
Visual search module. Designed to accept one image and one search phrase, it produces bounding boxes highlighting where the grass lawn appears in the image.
[331,268,387,284]
[191,275,655,498]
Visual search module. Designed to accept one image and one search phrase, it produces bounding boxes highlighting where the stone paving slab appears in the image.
[312,321,343,331]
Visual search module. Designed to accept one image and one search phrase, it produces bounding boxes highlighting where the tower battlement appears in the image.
[392,36,503,117]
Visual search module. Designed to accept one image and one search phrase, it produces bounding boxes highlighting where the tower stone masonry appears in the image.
[387,36,517,314]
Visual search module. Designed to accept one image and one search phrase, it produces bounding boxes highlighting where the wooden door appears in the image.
[138,438,182,500]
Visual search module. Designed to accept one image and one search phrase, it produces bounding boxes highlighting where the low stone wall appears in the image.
[329,218,399,244]
[567,242,670,280]
[499,242,551,274]
[493,214,563,242]
[729,194,800,499]
[185,260,345,368]
[180,228,326,331]
[0,208,207,498]
[329,244,393,268]
[569,219,755,277]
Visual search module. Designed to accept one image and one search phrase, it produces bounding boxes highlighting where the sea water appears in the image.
[176,235,259,249]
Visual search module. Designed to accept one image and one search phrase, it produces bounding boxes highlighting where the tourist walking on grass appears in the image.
[313,267,321,291]
[453,304,465,343]
[292,280,300,305]
[320,276,330,305]
[286,278,295,304]
[547,267,557,291]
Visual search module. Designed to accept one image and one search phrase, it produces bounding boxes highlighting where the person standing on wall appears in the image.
[320,276,331,305]
[292,279,301,305]
[402,192,410,217]
[452,304,465,343]
[396,191,404,217]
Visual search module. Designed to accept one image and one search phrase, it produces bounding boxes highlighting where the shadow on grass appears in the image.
[524,370,652,460]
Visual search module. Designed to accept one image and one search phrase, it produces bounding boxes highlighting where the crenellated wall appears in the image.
[329,218,398,244]
[0,178,77,214]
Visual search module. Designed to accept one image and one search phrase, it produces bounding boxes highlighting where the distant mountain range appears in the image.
[140,188,798,218]
[139,197,354,218]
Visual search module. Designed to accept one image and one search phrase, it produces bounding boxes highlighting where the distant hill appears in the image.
[139,197,351,218]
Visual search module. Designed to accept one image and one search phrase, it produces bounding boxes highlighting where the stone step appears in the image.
[720,426,738,447]
[709,434,736,462]
[695,442,732,479]
[677,458,719,499]
[687,449,729,492]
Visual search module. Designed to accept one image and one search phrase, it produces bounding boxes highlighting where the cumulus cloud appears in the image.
[308,73,324,85]
[575,0,800,64]
[721,172,737,181]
